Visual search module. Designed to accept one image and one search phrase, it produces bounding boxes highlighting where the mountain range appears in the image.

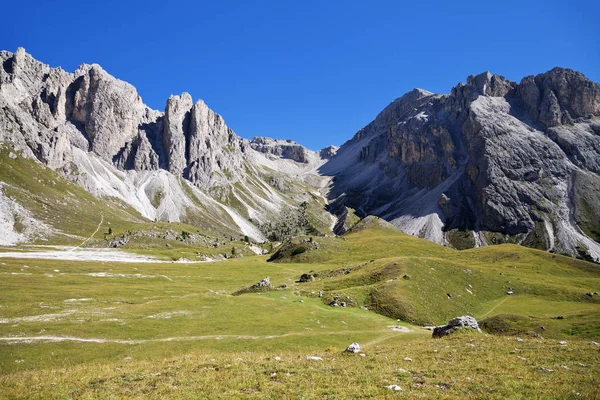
[1,48,599,261]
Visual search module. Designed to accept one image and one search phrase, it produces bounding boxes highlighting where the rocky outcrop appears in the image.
[432,316,481,338]
[232,277,273,295]
[0,47,159,169]
[319,145,338,159]
[186,99,248,187]
[250,137,312,163]
[163,93,192,174]
[518,68,600,128]
[0,48,253,190]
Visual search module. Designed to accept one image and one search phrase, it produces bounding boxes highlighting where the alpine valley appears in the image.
[2,48,600,399]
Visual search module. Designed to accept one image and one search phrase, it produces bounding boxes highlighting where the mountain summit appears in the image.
[321,69,600,259]
[1,48,599,260]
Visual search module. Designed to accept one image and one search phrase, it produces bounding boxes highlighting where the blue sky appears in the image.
[2,0,599,150]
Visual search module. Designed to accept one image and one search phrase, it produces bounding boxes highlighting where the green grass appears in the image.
[1,333,598,399]
[1,216,599,398]
[271,217,600,329]
[0,256,412,374]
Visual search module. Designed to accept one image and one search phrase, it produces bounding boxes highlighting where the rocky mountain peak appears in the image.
[163,92,193,174]
[325,67,600,260]
[1,48,599,259]
[250,136,313,163]
[465,71,514,97]
[517,67,600,128]
[319,145,338,159]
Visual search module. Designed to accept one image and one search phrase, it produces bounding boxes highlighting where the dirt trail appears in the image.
[480,296,509,318]
[0,328,412,345]
[68,214,103,251]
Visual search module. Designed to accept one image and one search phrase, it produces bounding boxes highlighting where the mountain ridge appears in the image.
[322,68,600,260]
[1,47,599,261]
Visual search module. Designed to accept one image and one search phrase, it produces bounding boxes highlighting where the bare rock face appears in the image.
[518,68,600,128]
[319,145,338,159]
[68,64,149,159]
[0,48,159,168]
[163,93,193,174]
[0,48,253,190]
[0,48,330,244]
[186,100,248,187]
[323,68,600,259]
[250,137,312,163]
[2,48,599,258]
[134,131,160,171]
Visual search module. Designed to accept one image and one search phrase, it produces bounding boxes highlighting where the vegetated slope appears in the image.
[0,48,335,244]
[0,145,261,258]
[270,217,600,335]
[0,145,145,243]
[320,69,600,260]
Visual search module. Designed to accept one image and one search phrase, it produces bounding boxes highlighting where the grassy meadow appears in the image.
[1,217,599,398]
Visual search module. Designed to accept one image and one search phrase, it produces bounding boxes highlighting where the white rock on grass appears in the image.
[386,385,402,391]
[345,342,361,353]
[403,357,413,362]
[305,356,322,361]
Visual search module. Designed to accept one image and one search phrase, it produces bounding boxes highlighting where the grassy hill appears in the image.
[0,215,598,398]
[268,216,600,333]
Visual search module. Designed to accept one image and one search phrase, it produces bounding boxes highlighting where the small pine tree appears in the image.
[244,235,249,243]
[108,227,112,235]
[231,246,236,256]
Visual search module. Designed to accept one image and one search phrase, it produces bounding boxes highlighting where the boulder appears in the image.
[250,277,271,289]
[298,273,315,282]
[345,342,360,353]
[432,316,481,338]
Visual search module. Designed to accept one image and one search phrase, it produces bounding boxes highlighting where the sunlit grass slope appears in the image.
[0,215,598,398]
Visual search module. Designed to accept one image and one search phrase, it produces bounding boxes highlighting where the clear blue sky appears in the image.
[2,0,599,150]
